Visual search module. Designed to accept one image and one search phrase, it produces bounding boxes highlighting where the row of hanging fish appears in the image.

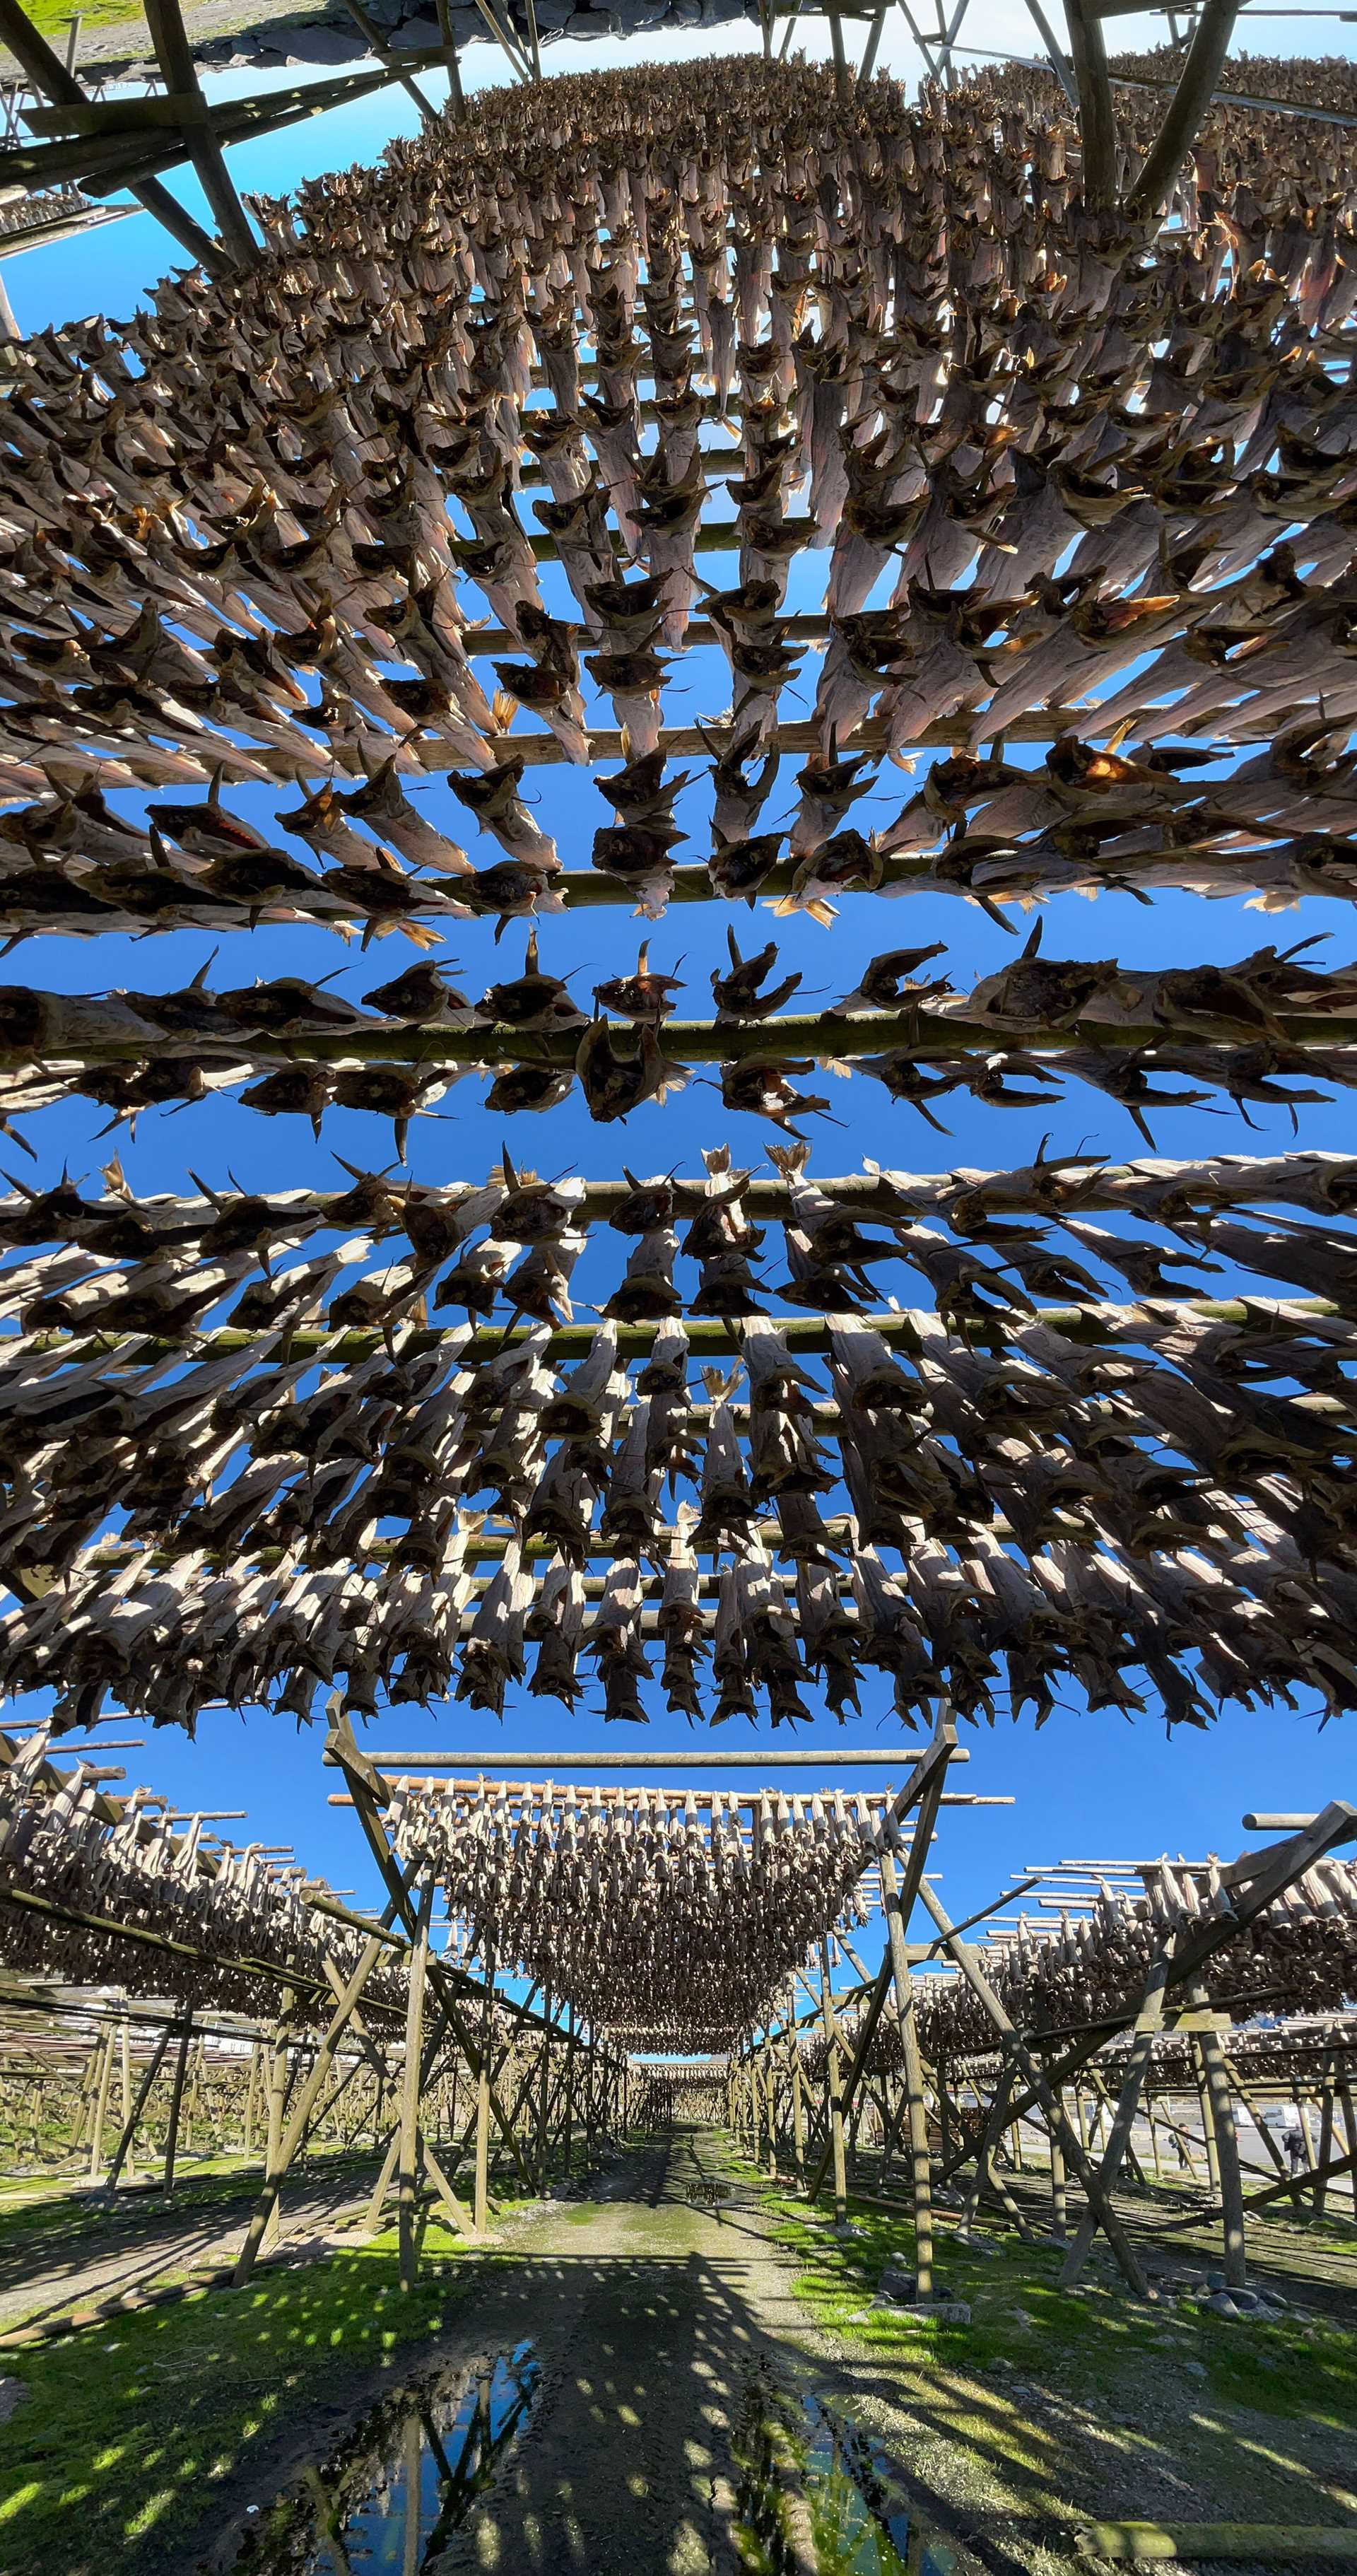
[4,1236,1357,1571]
[2,57,1357,950]
[0,1721,408,2025]
[914,1847,1357,2061]
[1,927,1356,1150]
[382,1772,873,2049]
[3,1140,1357,1344]
[8,715,1357,945]
[3,1142,1356,1263]
[6,1402,1357,1729]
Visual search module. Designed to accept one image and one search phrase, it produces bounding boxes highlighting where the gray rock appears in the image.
[1183,2360,1208,2379]
[534,1,575,21]
[392,11,443,40]
[669,0,702,18]
[286,25,367,58]
[0,2379,26,2426]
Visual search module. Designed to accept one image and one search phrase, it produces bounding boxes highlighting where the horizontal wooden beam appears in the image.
[340,1745,970,1770]
[16,1294,1339,1370]
[20,1003,1357,1074]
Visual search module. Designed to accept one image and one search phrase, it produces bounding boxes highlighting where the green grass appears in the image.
[741,2166,1357,2431]
[0,2234,478,2576]
[21,0,151,44]
[0,2150,370,2274]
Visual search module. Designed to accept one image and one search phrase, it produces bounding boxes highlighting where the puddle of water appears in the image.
[232,2341,539,2573]
[735,2372,970,2575]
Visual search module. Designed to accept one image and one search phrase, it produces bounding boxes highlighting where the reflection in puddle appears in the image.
[735,2370,969,2573]
[233,2341,539,2572]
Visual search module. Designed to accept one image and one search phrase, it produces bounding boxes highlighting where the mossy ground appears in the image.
[1,2138,1353,2575]
[23,0,149,45]
[0,2235,474,2575]
[724,2150,1357,2565]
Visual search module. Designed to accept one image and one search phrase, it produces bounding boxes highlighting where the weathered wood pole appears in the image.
[262,1989,295,2251]
[879,1844,934,2300]
[88,2027,116,2182]
[1050,2112,1068,2238]
[161,2021,194,2197]
[105,2025,172,2191]
[399,1889,433,2292]
[818,1945,848,2227]
[119,2010,133,2172]
[1189,1989,1247,2290]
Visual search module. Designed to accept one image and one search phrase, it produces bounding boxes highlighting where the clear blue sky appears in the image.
[2,28,1353,1998]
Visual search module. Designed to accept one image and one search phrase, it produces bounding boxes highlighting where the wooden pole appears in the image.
[1188,1986,1247,2290]
[1124,0,1240,223]
[161,2020,194,2198]
[119,2010,133,2177]
[818,1944,848,2227]
[474,2056,491,2234]
[140,0,258,268]
[0,0,230,274]
[1050,2106,1068,2240]
[1065,0,1117,211]
[398,1887,432,2290]
[261,1989,295,2252]
[879,1844,935,2299]
[917,1881,1149,2295]
[537,1995,553,2188]
[88,2026,116,2183]
[105,2025,172,2191]
[234,1942,384,2287]
[1060,1952,1169,2285]
[1314,2073,1335,2219]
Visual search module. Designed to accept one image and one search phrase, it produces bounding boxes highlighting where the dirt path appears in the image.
[0,2160,375,2333]
[189,2129,813,2576]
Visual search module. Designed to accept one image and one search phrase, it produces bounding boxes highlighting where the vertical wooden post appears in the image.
[1338,2083,1357,2220]
[399,1884,433,2292]
[1196,2057,1221,2196]
[827,3,850,96]
[537,1995,553,2189]
[119,2012,134,2177]
[1050,2112,1067,2239]
[1065,0,1117,211]
[106,2025,171,2192]
[1314,2073,1335,2218]
[161,2021,194,2198]
[262,1989,295,2252]
[818,1944,847,2227]
[879,1845,934,2300]
[244,2044,261,2159]
[792,2049,805,2178]
[563,2003,576,2184]
[88,2027,116,2183]
[435,0,464,114]
[474,2058,490,2234]
[1189,1989,1247,2290]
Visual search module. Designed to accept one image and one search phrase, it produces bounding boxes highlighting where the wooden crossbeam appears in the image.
[23,1292,1334,1375]
[141,0,257,269]
[20,1000,1357,1077]
[0,0,227,273]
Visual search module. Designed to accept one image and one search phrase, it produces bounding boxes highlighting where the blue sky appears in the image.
[2,23,1353,2003]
